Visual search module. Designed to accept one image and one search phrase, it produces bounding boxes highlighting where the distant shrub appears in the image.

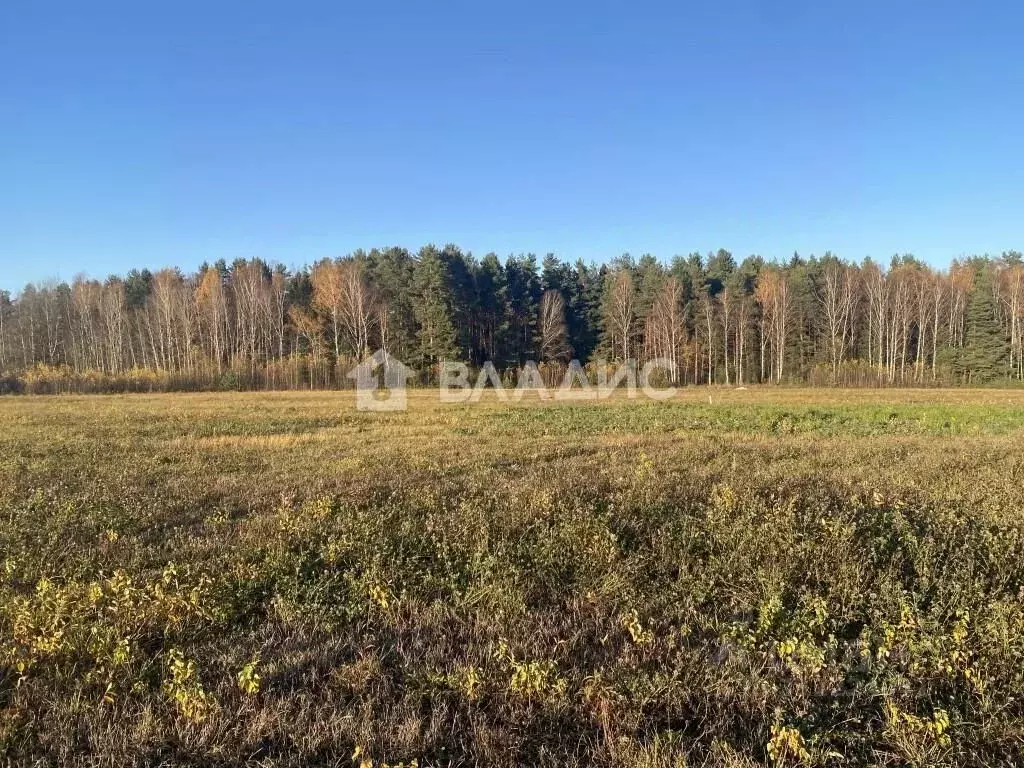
[218,371,241,391]
[0,374,22,394]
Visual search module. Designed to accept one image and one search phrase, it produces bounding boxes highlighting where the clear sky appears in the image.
[2,0,1022,292]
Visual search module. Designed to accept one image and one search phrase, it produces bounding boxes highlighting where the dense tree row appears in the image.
[2,246,1023,391]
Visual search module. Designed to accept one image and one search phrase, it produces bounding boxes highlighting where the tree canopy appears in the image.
[3,246,1024,390]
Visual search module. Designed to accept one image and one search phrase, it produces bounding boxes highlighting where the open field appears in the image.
[2,388,1024,766]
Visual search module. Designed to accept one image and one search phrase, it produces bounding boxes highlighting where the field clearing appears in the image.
[2,388,1024,766]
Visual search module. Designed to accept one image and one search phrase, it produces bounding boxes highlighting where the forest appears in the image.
[2,246,1023,393]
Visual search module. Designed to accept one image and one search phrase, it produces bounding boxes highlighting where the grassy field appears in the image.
[2,388,1024,766]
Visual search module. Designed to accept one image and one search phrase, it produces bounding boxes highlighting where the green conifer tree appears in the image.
[961,266,1009,383]
[412,246,458,376]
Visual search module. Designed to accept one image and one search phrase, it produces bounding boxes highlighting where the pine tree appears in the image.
[440,244,476,360]
[541,253,572,296]
[961,266,1009,383]
[472,253,508,365]
[571,261,604,363]
[367,247,416,360]
[412,246,458,376]
[634,254,667,325]
[504,254,541,365]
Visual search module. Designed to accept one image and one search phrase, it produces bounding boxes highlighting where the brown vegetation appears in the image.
[2,389,1024,765]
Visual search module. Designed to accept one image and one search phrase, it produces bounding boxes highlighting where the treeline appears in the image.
[1,245,1023,393]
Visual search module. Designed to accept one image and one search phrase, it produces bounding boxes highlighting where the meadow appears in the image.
[2,388,1024,766]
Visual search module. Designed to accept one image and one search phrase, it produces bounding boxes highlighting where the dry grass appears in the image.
[1,387,1024,766]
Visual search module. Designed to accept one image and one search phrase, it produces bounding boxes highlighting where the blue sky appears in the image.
[2,0,1022,292]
